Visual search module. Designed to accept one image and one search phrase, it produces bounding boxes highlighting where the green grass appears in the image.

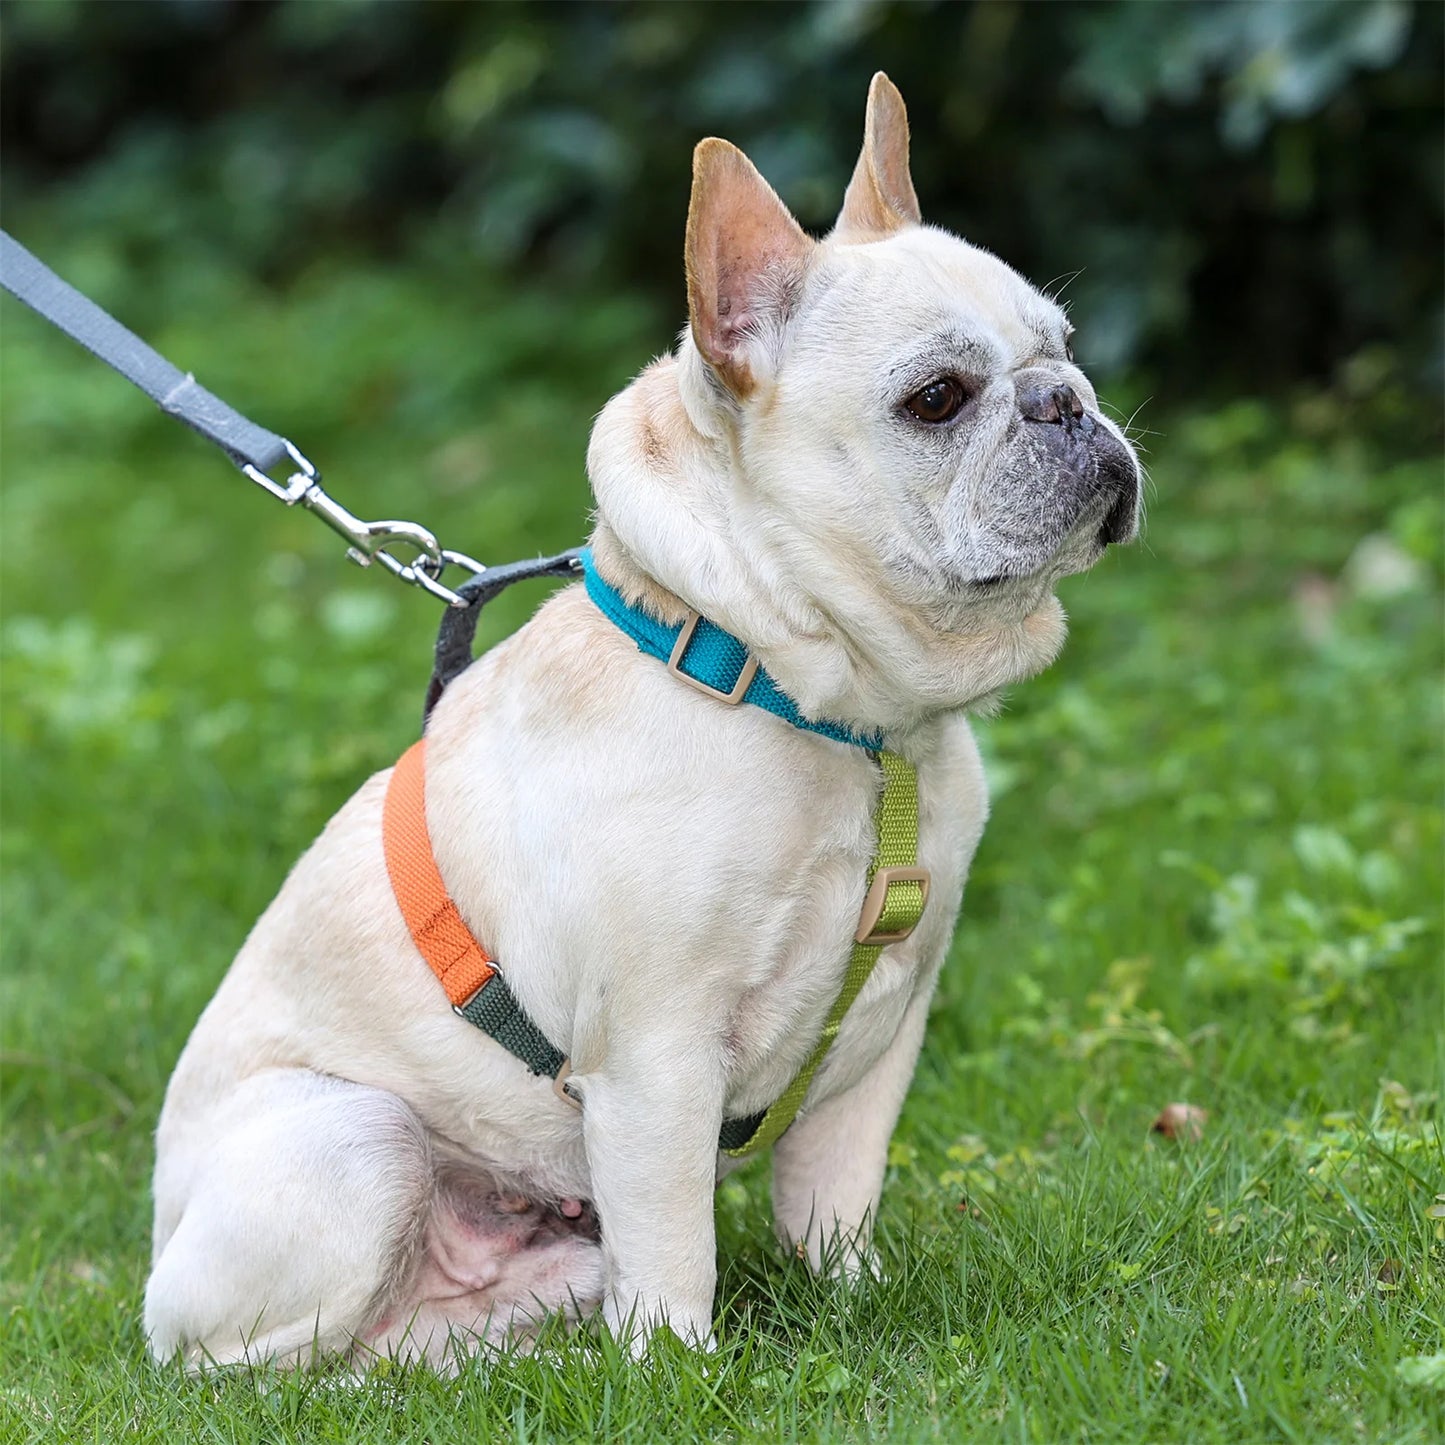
[1,251,1442,1443]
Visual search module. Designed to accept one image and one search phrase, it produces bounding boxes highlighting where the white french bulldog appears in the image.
[145,73,1139,1369]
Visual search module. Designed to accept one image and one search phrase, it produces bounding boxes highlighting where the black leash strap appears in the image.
[424,549,584,724]
[0,230,291,475]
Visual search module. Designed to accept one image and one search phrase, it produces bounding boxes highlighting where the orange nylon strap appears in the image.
[383,739,496,1006]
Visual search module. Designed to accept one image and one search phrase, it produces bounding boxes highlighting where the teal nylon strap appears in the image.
[579,548,883,750]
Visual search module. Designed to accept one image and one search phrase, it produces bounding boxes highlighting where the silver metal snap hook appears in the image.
[0,234,499,612]
[241,439,487,608]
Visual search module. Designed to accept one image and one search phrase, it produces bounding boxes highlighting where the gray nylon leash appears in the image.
[0,229,517,608]
[0,230,290,475]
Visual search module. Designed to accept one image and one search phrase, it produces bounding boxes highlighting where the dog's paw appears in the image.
[601,1293,715,1358]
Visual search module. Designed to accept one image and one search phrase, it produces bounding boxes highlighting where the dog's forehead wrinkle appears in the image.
[885,330,1000,388]
[802,240,1063,382]
[903,229,1055,318]
[1023,290,1069,338]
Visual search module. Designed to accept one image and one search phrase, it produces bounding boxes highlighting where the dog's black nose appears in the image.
[1018,379,1086,426]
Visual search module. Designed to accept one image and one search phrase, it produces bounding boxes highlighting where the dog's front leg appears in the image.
[578,1030,724,1351]
[770,974,937,1277]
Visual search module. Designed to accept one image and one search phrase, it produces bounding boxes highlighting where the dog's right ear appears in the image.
[685,138,815,399]
[834,72,922,241]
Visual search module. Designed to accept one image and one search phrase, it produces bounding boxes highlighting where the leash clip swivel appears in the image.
[242,440,485,608]
[240,437,318,504]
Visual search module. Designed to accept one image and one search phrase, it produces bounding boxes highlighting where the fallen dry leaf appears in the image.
[1152,1103,1208,1142]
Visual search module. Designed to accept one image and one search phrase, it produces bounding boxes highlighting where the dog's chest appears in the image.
[611,782,966,1146]
[712,744,980,1119]
[369,610,990,1168]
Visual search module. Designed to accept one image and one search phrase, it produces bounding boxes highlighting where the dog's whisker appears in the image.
[1042,267,1085,303]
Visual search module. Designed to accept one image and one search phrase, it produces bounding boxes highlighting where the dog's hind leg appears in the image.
[145,1068,432,1370]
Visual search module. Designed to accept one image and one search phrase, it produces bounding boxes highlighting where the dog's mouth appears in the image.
[1097,468,1140,546]
[970,492,1134,592]
[949,426,1141,596]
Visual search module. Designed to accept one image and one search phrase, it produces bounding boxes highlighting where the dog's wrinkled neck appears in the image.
[585,524,692,629]
[586,352,1070,739]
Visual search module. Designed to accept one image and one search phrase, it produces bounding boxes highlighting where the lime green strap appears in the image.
[724,749,923,1157]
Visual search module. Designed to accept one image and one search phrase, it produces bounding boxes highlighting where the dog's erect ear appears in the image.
[834,72,922,241]
[685,138,815,398]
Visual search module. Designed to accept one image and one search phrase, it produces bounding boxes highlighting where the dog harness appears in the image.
[383,549,929,1156]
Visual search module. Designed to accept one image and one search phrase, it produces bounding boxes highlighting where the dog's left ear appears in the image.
[686,138,816,398]
[834,72,922,241]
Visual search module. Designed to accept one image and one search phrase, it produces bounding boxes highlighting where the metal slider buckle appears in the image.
[854,866,932,946]
[450,970,496,1019]
[667,611,759,703]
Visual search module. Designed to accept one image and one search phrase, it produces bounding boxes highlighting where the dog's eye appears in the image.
[903,377,971,424]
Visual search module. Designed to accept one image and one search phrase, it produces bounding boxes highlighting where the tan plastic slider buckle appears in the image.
[553,1059,583,1111]
[667,611,759,704]
[855,866,932,946]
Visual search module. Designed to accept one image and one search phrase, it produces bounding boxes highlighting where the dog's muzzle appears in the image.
[1015,374,1140,548]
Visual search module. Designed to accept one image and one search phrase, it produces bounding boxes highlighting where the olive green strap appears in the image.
[722,750,925,1157]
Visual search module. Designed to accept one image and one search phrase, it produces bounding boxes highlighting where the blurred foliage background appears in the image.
[2,0,1441,392]
[2,5,1442,1435]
